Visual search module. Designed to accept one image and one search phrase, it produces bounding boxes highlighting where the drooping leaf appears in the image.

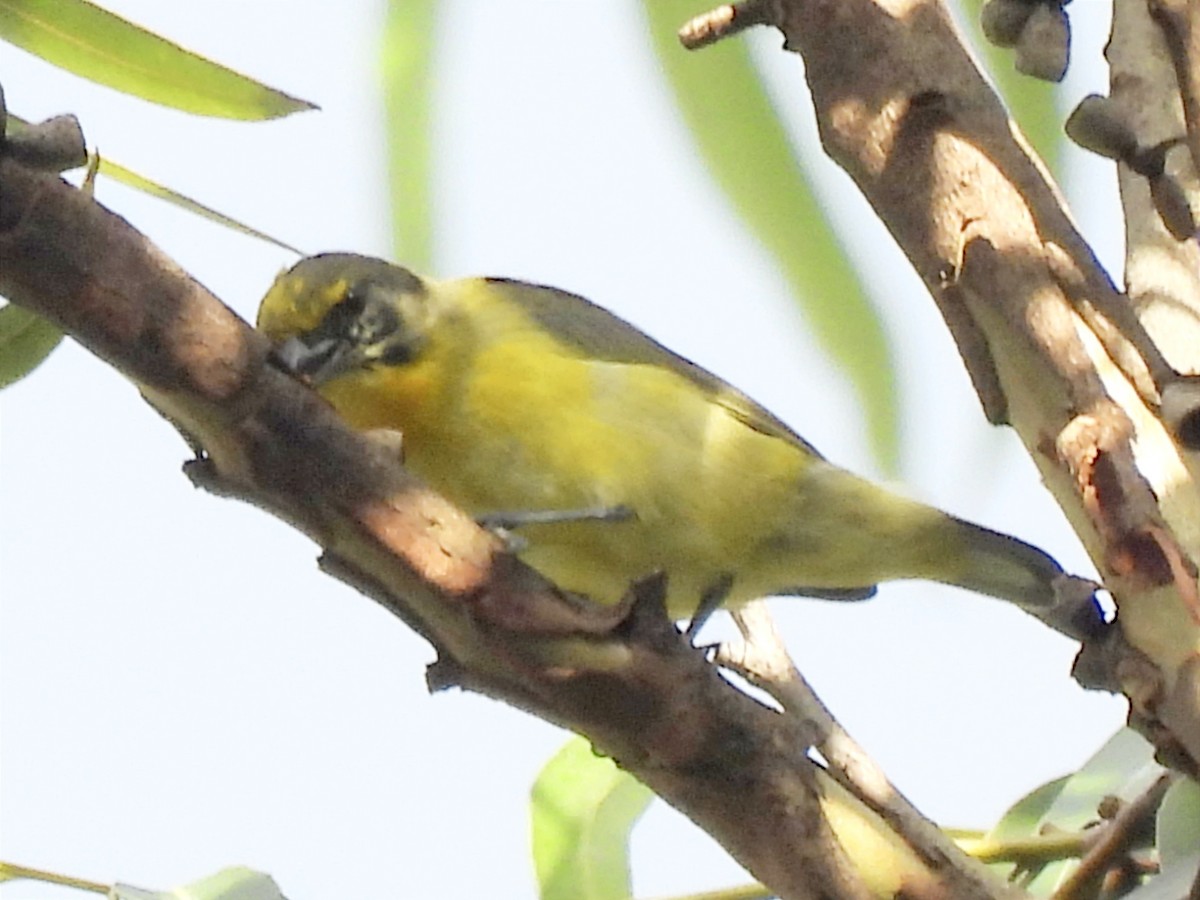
[382,0,438,270]
[0,302,63,388]
[1143,776,1200,898]
[959,783,1100,870]
[115,866,286,900]
[986,728,1162,896]
[94,155,303,254]
[641,1,900,472]
[3,115,301,252]
[0,0,316,120]
[531,737,653,900]
[987,774,1071,844]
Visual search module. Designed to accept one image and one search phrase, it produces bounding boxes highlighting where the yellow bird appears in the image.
[257,253,1088,631]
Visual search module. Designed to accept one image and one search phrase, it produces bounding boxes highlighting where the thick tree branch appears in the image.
[0,144,1024,897]
[683,0,1200,776]
[10,0,1175,893]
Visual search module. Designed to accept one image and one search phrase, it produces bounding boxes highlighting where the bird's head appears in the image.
[257,253,432,386]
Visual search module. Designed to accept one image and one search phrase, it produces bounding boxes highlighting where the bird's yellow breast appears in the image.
[317,281,818,612]
[257,254,1074,624]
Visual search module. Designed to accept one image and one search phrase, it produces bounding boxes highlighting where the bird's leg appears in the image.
[476,504,636,531]
[686,573,735,639]
[476,504,636,555]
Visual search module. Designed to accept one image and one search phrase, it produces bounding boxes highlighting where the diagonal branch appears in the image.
[720,602,1013,899]
[682,0,1200,779]
[0,140,1012,898]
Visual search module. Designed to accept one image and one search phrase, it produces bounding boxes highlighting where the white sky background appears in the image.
[1,2,1130,898]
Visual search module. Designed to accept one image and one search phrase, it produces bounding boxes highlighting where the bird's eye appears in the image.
[301,285,389,350]
[323,287,369,335]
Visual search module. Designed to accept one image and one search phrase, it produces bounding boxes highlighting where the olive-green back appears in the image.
[483,277,825,459]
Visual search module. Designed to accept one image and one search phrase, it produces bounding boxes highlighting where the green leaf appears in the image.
[0,860,106,892]
[0,303,63,389]
[1120,861,1200,900]
[1036,728,1161,831]
[0,862,283,900]
[1157,777,1200,870]
[969,776,1076,876]
[95,155,303,254]
[0,0,316,120]
[988,774,1070,843]
[113,866,286,900]
[1123,781,1200,900]
[990,728,1162,896]
[382,0,438,270]
[3,115,300,251]
[641,1,899,472]
[531,737,654,900]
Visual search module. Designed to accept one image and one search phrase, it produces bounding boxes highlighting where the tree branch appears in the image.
[0,138,1011,898]
[684,0,1200,776]
[10,0,1176,893]
[720,603,1012,899]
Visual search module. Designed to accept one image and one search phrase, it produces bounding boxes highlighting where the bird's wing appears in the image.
[484,277,825,459]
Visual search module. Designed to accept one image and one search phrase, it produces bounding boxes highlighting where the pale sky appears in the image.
[2,3,1128,898]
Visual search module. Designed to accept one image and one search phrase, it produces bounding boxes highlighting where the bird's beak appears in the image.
[273,335,361,386]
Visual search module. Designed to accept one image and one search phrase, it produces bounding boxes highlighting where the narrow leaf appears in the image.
[0,860,106,892]
[531,737,653,900]
[382,0,438,270]
[0,303,63,388]
[641,1,900,471]
[4,115,300,252]
[95,155,303,254]
[0,0,316,120]
[113,866,286,900]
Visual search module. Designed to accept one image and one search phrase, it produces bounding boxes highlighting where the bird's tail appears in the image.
[946,518,1105,640]
[946,518,1063,609]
